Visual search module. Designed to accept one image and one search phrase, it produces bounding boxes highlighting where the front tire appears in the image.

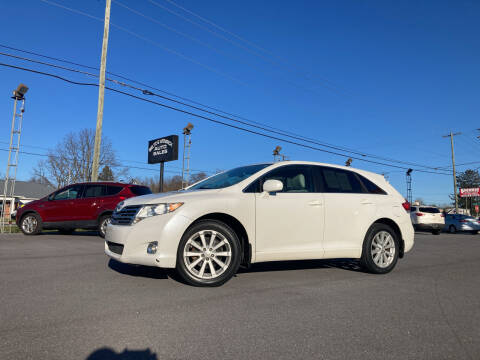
[176,220,241,287]
[98,214,111,238]
[432,229,441,235]
[360,223,399,274]
[20,213,42,235]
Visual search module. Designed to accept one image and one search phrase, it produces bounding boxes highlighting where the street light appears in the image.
[12,84,28,100]
[182,123,194,188]
[183,122,194,135]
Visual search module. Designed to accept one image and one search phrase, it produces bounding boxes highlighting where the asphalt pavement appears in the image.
[1,231,479,360]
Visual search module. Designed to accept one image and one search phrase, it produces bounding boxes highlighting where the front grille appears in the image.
[107,241,124,255]
[110,205,142,225]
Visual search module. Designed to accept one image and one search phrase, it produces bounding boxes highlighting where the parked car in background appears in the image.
[410,206,445,234]
[444,214,480,234]
[105,161,414,286]
[16,182,152,237]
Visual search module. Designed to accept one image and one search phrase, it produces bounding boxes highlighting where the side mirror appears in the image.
[263,179,283,193]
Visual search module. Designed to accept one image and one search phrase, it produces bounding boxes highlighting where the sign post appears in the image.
[148,135,179,192]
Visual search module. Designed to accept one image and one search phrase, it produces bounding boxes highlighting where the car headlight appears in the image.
[133,203,183,224]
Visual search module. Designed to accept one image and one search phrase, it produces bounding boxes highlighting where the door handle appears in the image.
[361,200,374,205]
[308,200,323,206]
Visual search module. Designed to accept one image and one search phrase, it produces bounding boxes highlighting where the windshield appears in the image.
[189,164,271,190]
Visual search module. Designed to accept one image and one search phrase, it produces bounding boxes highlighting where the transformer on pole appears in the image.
[1,84,28,233]
[182,123,193,189]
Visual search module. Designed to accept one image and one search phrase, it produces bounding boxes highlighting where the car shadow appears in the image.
[108,258,364,282]
[108,259,170,279]
[239,258,364,274]
[39,230,100,237]
[86,347,157,360]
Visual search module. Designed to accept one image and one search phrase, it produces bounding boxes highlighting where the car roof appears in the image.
[264,160,384,179]
[70,182,144,186]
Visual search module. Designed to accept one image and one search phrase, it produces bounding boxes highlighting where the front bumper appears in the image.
[104,213,192,268]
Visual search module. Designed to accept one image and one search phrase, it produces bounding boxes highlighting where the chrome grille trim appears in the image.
[110,205,142,225]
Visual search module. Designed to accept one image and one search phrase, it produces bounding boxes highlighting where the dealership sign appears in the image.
[148,135,179,164]
[459,188,480,198]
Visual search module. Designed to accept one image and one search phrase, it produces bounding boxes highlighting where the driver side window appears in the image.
[245,165,314,193]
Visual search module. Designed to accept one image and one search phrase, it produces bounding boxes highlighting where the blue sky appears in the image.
[0,0,479,204]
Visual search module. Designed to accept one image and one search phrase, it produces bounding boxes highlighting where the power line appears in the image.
[0,148,195,176]
[38,0,249,87]
[112,0,341,98]
[0,49,449,172]
[0,61,453,176]
[148,0,346,94]
[0,140,214,174]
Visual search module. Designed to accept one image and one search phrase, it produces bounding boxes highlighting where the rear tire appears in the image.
[432,229,441,235]
[176,220,241,287]
[449,225,457,234]
[470,230,478,235]
[98,214,111,238]
[19,213,42,235]
[360,223,399,274]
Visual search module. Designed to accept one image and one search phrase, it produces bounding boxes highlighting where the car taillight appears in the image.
[402,201,410,211]
[460,220,467,223]
[416,212,424,216]
[119,196,126,200]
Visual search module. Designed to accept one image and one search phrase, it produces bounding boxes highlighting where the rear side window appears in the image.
[84,185,105,198]
[130,186,152,196]
[419,207,440,213]
[358,175,387,195]
[321,168,364,193]
[53,185,83,200]
[106,185,123,196]
[411,207,417,212]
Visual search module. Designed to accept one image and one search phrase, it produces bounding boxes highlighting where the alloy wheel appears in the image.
[100,217,110,236]
[183,230,232,280]
[371,231,396,268]
[22,215,37,234]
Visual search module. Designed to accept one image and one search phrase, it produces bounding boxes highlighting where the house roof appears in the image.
[0,180,55,199]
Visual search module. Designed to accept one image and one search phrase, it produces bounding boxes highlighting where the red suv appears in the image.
[16,182,151,237]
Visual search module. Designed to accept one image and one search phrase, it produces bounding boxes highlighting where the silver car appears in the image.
[444,214,480,234]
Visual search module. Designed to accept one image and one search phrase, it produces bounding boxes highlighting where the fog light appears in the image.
[147,241,158,254]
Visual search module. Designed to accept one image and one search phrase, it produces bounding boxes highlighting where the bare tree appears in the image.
[32,129,122,188]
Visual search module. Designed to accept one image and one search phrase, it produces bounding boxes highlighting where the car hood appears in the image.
[121,189,222,207]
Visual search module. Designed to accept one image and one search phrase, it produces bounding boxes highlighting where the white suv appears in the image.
[410,206,445,235]
[105,161,414,286]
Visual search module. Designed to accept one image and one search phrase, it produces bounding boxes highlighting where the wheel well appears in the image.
[19,210,40,222]
[191,213,251,266]
[372,218,405,258]
[98,211,113,223]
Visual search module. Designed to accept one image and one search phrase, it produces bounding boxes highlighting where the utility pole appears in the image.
[91,0,111,182]
[443,132,461,213]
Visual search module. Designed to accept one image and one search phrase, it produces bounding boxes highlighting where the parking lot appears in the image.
[0,232,479,360]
